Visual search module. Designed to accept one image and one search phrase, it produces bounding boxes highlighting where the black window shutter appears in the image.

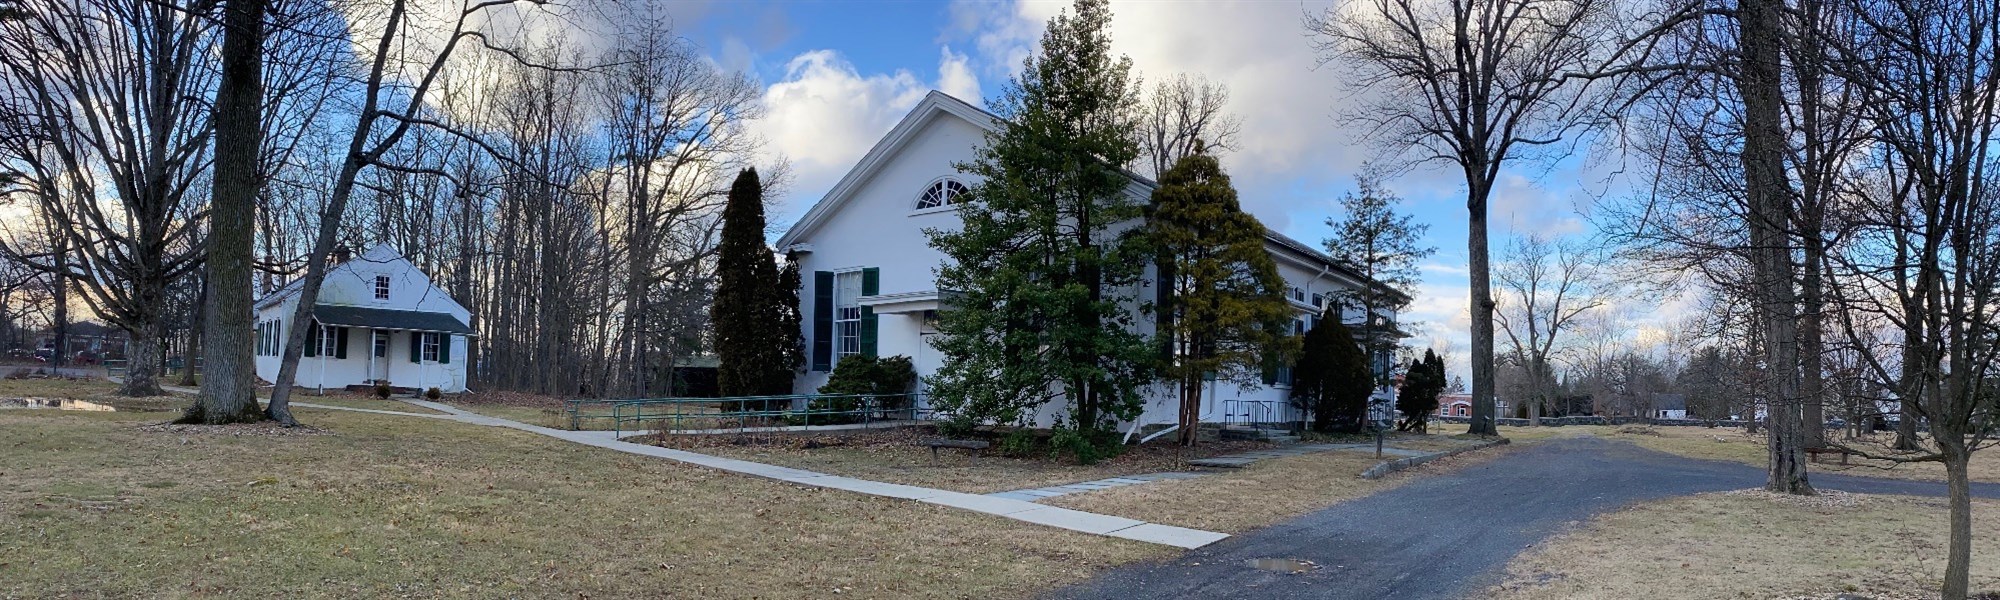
[811,271,833,372]
[859,268,879,358]
[439,334,451,364]
[409,331,421,363]
[334,327,348,359]
[860,307,878,358]
[304,321,319,358]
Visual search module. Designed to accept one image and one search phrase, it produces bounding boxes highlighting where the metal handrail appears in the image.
[1224,399,1278,427]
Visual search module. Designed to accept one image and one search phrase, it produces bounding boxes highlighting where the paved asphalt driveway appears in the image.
[1051,436,2000,600]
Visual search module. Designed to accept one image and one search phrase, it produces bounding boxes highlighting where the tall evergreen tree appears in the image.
[712,169,795,397]
[1324,175,1431,387]
[1292,316,1373,432]
[925,0,1151,458]
[1397,349,1446,433]
[1149,149,1294,446]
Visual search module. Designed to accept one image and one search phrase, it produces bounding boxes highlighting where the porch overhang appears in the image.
[859,290,944,314]
[312,304,476,336]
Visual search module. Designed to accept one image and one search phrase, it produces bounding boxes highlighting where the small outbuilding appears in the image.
[253,244,474,393]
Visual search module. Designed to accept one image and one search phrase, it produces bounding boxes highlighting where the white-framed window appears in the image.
[914,178,969,210]
[1312,293,1325,309]
[374,275,391,300]
[833,270,863,362]
[373,330,389,358]
[422,332,441,362]
[318,325,339,356]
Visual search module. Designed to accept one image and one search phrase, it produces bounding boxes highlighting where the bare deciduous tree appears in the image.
[1308,0,1672,435]
[1136,73,1241,180]
[1494,234,1611,425]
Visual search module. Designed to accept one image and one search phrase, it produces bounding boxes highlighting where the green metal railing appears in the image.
[561,393,925,438]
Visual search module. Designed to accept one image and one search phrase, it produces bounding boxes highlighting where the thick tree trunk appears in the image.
[187,0,267,424]
[1739,0,1812,495]
[1466,175,1498,436]
[119,320,164,397]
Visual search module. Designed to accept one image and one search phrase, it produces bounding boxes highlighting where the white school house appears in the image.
[253,244,474,393]
[776,91,1405,431]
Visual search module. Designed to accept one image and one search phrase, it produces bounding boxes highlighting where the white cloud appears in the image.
[941,0,1380,229]
[937,46,983,103]
[752,49,988,224]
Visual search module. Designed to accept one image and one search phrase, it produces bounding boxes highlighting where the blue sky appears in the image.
[652,0,1667,374]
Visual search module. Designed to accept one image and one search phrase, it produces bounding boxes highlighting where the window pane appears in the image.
[833,271,862,361]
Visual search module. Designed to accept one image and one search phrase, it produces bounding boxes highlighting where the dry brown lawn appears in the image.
[1491,491,2000,600]
[1046,444,1515,533]
[674,426,1278,494]
[291,393,445,415]
[1,381,1167,599]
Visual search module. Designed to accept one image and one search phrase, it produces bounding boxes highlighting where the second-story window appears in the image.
[374,275,390,300]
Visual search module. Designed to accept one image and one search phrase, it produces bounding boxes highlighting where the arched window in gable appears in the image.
[915,178,969,210]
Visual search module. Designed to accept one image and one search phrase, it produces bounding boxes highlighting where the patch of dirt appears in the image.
[1726,488,1862,511]
[1615,425,1661,436]
[138,422,333,436]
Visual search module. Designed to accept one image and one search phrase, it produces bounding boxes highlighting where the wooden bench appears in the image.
[1805,446,1851,465]
[923,438,990,457]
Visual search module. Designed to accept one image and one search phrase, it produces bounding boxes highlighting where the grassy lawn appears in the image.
[667,426,1281,494]
[290,393,445,415]
[1491,491,2000,599]
[1045,443,1512,533]
[1430,421,1570,443]
[1,388,1170,598]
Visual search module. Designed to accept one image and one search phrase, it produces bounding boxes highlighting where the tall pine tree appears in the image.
[713,169,797,397]
[1292,316,1373,432]
[1396,349,1446,433]
[925,0,1152,457]
[1150,149,1294,446]
[1324,175,1430,389]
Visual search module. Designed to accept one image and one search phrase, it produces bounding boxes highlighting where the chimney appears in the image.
[330,246,352,265]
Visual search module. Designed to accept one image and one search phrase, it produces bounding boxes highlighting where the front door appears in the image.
[371,330,391,384]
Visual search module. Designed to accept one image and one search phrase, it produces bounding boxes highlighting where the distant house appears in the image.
[1650,393,1689,420]
[253,244,474,393]
[1436,393,1510,419]
[775,91,1406,429]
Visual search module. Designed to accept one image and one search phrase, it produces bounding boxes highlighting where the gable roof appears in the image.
[775,90,1410,305]
[254,243,468,314]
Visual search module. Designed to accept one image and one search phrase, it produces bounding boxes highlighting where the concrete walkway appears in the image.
[988,472,1210,502]
[137,380,1230,549]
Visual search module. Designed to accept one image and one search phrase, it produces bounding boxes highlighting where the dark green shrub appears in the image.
[815,355,917,419]
[997,428,1038,457]
[373,381,392,399]
[937,417,978,438]
[424,387,442,400]
[1048,422,1121,465]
